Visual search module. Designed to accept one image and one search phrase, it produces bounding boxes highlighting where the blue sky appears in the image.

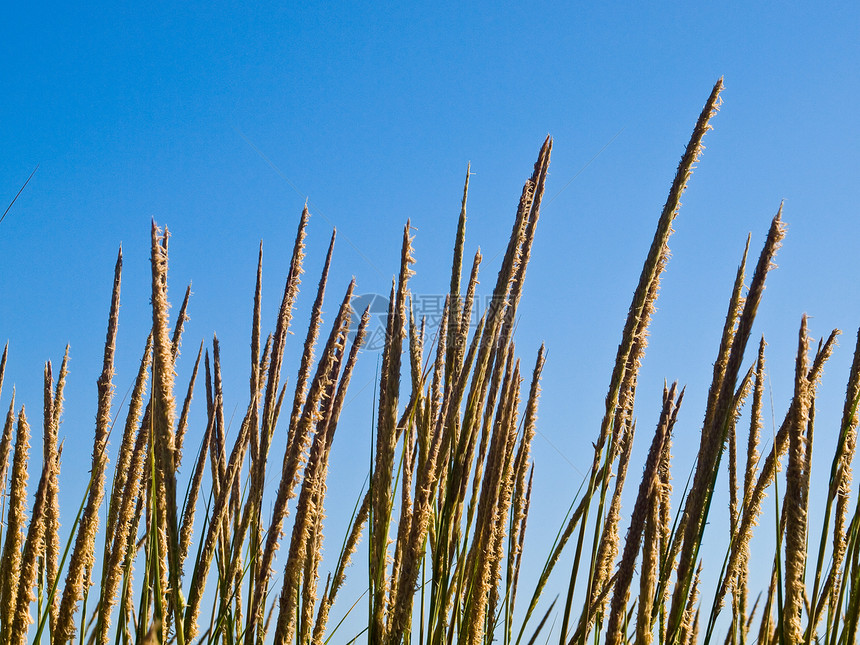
[2,1,859,640]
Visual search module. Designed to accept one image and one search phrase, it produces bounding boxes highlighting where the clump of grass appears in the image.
[2,78,860,645]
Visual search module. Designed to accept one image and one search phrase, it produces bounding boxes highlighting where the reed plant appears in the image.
[2,78,860,644]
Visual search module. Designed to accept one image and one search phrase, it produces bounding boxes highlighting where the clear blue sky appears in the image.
[2,1,859,640]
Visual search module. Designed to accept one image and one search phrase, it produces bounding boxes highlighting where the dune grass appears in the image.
[2,79,860,644]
